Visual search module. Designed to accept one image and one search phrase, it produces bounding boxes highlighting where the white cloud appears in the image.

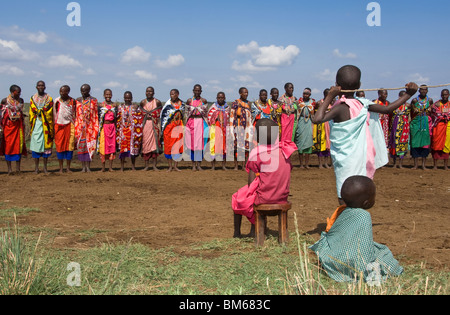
[316,68,336,82]
[135,70,157,80]
[27,31,48,44]
[103,81,129,90]
[46,55,82,68]
[231,75,254,83]
[232,60,275,72]
[234,41,300,72]
[0,26,48,44]
[83,47,97,56]
[333,49,357,59]
[0,65,24,76]
[0,39,38,61]
[121,46,151,64]
[155,54,185,68]
[408,73,430,84]
[82,68,96,75]
[163,78,193,86]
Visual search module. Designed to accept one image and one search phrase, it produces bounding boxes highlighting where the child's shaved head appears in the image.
[341,176,376,209]
[255,118,279,145]
[336,65,361,91]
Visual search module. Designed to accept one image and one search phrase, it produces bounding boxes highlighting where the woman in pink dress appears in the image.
[97,89,117,172]
[185,84,209,171]
[140,87,163,171]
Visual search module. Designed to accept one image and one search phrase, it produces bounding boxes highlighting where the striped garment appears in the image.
[309,207,403,284]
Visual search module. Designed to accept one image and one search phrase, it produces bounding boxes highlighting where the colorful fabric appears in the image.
[29,93,54,154]
[430,100,450,156]
[313,100,331,154]
[97,103,117,157]
[116,104,133,158]
[268,99,283,137]
[54,97,76,154]
[141,99,162,156]
[130,106,144,156]
[310,207,403,283]
[410,96,431,150]
[230,99,253,154]
[329,97,379,198]
[161,100,185,160]
[295,98,314,153]
[208,102,229,160]
[251,100,272,125]
[1,95,27,158]
[280,94,299,142]
[373,99,390,147]
[75,97,99,160]
[232,137,296,224]
[389,104,411,157]
[185,98,208,161]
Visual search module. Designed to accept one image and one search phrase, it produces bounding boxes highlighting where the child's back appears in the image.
[309,176,403,284]
[246,139,293,205]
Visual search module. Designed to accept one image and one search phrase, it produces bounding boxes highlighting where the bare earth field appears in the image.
[0,154,449,271]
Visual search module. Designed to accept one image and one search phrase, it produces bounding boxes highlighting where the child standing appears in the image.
[310,176,404,284]
[54,85,76,173]
[232,118,296,238]
[29,81,54,174]
[312,65,418,203]
[116,91,134,171]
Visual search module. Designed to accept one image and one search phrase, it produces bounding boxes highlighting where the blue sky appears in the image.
[0,0,449,103]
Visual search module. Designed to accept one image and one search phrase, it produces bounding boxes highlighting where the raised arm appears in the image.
[311,86,349,123]
[369,83,418,114]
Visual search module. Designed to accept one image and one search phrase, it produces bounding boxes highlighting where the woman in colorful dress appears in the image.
[388,91,411,169]
[314,88,333,168]
[268,88,282,137]
[430,89,450,170]
[373,89,390,148]
[229,87,253,171]
[29,81,54,174]
[161,89,185,172]
[116,91,134,171]
[410,85,433,170]
[75,84,99,173]
[97,89,117,172]
[296,88,315,169]
[130,99,144,171]
[140,87,163,171]
[208,91,229,170]
[53,85,76,173]
[1,85,27,174]
[185,84,209,171]
[251,89,272,125]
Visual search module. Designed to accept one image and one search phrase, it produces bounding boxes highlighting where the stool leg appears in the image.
[278,211,288,245]
[255,212,265,247]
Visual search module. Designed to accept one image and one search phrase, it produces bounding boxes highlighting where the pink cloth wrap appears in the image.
[232,138,296,224]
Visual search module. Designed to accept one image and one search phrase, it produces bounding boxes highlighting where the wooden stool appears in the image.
[254,202,292,247]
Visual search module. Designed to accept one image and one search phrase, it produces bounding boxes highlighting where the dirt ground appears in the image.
[0,153,449,271]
